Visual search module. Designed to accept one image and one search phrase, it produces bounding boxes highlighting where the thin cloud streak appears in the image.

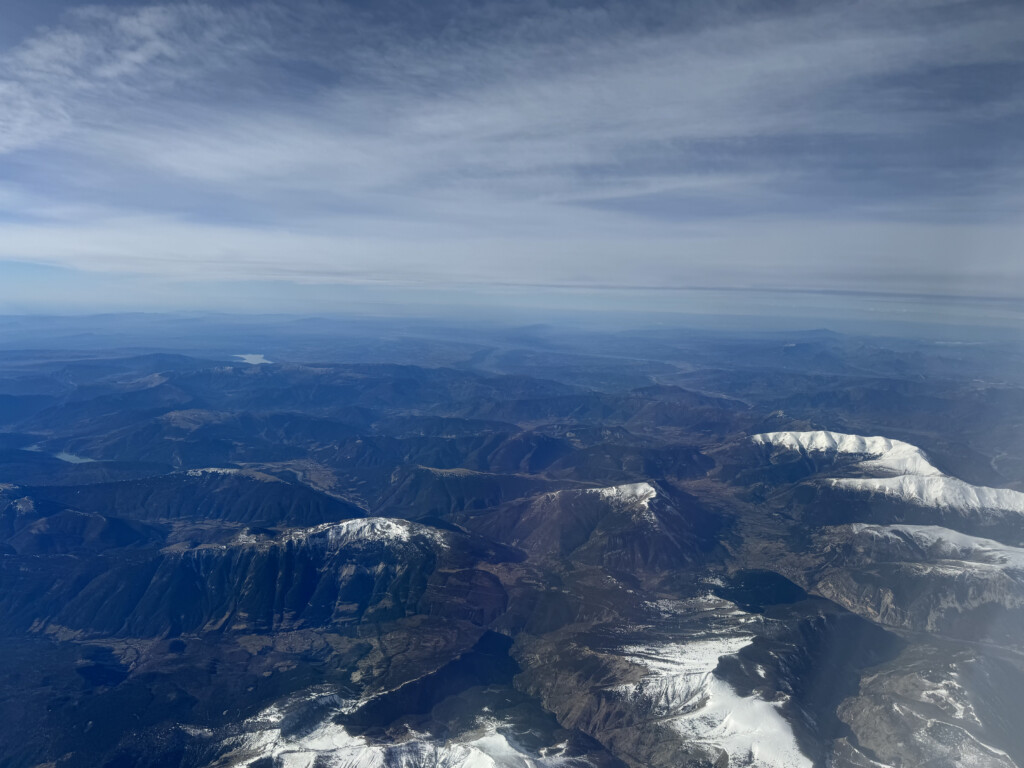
[0,0,1022,304]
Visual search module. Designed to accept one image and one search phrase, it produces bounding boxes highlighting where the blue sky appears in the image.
[0,0,1022,316]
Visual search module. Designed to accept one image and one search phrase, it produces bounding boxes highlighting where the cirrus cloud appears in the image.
[0,0,1022,308]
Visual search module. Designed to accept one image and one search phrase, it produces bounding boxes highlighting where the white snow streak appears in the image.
[751,431,1024,515]
[589,482,659,523]
[285,518,449,550]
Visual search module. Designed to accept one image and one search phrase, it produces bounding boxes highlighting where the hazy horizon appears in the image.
[1,289,1022,345]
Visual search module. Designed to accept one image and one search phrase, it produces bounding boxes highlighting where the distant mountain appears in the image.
[0,328,1022,768]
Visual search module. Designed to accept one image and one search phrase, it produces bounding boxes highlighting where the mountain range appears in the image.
[0,319,1022,767]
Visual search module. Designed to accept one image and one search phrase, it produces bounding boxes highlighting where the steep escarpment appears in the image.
[0,518,511,638]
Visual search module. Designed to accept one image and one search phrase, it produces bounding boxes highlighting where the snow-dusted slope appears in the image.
[848,524,1024,570]
[589,482,657,509]
[284,517,449,550]
[186,467,242,477]
[215,693,578,768]
[751,430,1024,515]
[589,482,659,524]
[617,637,812,768]
[808,523,1024,634]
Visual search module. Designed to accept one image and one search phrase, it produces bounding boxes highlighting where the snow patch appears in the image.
[186,467,241,477]
[285,518,449,550]
[590,482,657,506]
[920,682,977,724]
[618,637,811,768]
[674,675,811,768]
[54,452,96,464]
[589,482,658,523]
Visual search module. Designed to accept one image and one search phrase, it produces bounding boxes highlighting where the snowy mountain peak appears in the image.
[752,430,1024,515]
[751,430,939,476]
[589,482,657,508]
[285,518,448,550]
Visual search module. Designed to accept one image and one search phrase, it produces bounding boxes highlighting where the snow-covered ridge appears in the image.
[618,636,751,716]
[589,482,657,509]
[848,524,1024,570]
[217,694,577,768]
[751,431,938,475]
[185,467,241,477]
[617,636,812,768]
[587,482,659,525]
[832,474,1024,516]
[284,517,449,550]
[751,430,1024,515]
[184,467,285,484]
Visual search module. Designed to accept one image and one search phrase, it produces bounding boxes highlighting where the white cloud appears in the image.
[0,0,1022,302]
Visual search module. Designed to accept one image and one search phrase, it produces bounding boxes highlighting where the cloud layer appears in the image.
[1,0,1022,306]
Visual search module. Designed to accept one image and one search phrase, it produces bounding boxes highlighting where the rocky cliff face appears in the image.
[0,516,516,639]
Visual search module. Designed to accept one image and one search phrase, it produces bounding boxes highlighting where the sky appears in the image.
[0,0,1022,319]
